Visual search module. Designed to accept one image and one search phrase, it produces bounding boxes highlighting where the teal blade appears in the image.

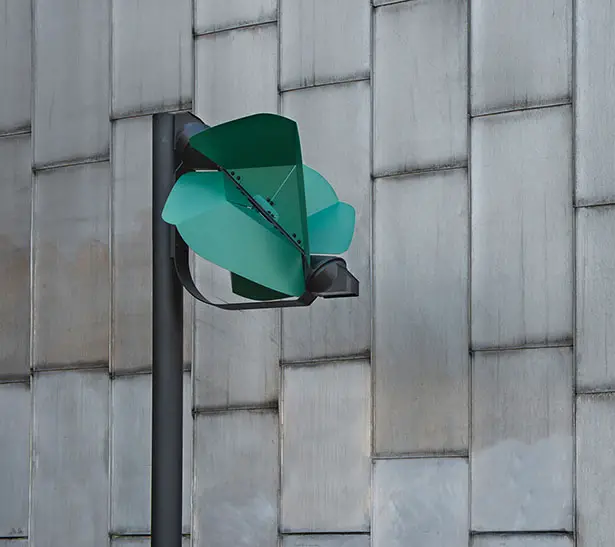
[162,171,306,296]
[303,164,338,216]
[307,201,355,255]
[230,273,291,301]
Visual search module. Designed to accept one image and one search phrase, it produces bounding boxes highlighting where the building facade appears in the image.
[0,0,614,546]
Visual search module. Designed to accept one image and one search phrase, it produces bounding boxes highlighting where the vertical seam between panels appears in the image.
[571,0,578,542]
[466,0,474,536]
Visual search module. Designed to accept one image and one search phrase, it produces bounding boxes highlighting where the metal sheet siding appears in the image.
[0,134,31,378]
[577,394,615,547]
[281,81,371,361]
[471,348,573,531]
[472,536,573,547]
[575,0,615,206]
[373,458,468,547]
[111,373,192,533]
[194,0,277,34]
[374,170,469,455]
[282,536,370,547]
[33,162,110,368]
[576,206,615,391]
[471,106,573,349]
[471,0,572,115]
[280,361,371,532]
[111,0,192,118]
[279,0,370,90]
[373,0,468,175]
[0,0,31,133]
[0,383,30,537]
[193,410,279,547]
[30,371,109,547]
[33,0,110,166]
[194,24,278,126]
[193,260,279,409]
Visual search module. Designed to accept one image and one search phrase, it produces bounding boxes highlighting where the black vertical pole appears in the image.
[152,112,183,547]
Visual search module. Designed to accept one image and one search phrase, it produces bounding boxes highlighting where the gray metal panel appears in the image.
[471,348,573,532]
[373,0,468,175]
[471,106,573,349]
[111,373,192,534]
[577,394,615,547]
[577,206,615,390]
[373,458,468,547]
[0,134,31,378]
[281,81,371,361]
[111,539,190,547]
[195,24,278,126]
[112,117,152,372]
[33,162,110,368]
[472,536,573,547]
[194,0,277,34]
[0,541,28,547]
[30,370,109,547]
[193,259,279,409]
[0,0,31,133]
[0,383,30,537]
[374,170,468,455]
[111,0,192,118]
[282,536,369,547]
[33,0,110,166]
[193,410,278,547]
[575,0,615,206]
[471,0,571,115]
[280,361,371,533]
[279,0,370,90]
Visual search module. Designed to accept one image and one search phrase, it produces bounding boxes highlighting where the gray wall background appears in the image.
[0,0,613,546]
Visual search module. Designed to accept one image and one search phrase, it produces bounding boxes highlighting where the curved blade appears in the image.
[163,172,306,297]
[307,201,355,255]
[303,165,338,216]
[230,273,291,301]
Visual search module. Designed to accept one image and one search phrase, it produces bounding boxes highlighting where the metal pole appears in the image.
[152,112,183,547]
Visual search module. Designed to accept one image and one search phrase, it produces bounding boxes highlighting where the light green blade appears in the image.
[163,172,305,296]
[303,165,338,216]
[307,201,356,255]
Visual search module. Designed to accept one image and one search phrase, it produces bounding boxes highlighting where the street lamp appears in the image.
[151,111,359,547]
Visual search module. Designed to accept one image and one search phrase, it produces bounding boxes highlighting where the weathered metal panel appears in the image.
[193,410,278,547]
[473,536,573,547]
[0,134,31,378]
[577,394,615,547]
[279,0,370,90]
[111,373,192,533]
[194,0,277,34]
[282,536,369,547]
[33,0,110,166]
[193,260,279,409]
[373,0,468,175]
[111,0,192,118]
[0,0,31,133]
[471,0,571,115]
[576,206,615,391]
[280,361,371,532]
[281,81,371,361]
[471,348,573,531]
[471,106,573,349]
[0,383,30,537]
[31,370,109,547]
[111,539,190,547]
[0,541,28,547]
[575,0,615,206]
[33,162,110,368]
[112,117,152,372]
[576,206,615,387]
[194,24,278,126]
[374,169,468,455]
[373,458,468,547]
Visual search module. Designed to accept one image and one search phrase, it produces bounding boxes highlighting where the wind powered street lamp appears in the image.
[151,111,359,547]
